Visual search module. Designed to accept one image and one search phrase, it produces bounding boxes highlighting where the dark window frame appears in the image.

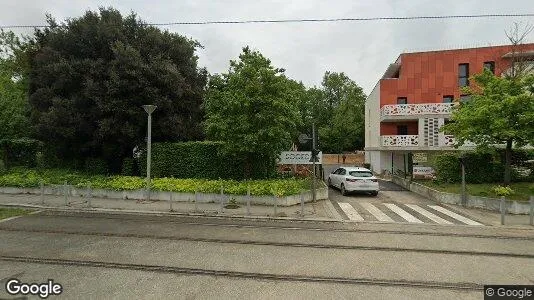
[397,97,408,105]
[458,63,469,87]
[483,61,495,74]
[442,95,454,103]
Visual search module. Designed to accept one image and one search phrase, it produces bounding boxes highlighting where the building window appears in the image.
[397,125,408,135]
[460,95,471,103]
[442,95,454,103]
[483,61,495,74]
[397,97,407,104]
[458,63,469,87]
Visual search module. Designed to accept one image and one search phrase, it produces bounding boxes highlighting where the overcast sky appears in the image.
[2,0,534,93]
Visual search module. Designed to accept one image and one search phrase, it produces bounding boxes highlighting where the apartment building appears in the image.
[364,43,534,176]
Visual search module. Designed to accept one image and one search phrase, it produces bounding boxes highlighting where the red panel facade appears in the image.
[378,43,534,135]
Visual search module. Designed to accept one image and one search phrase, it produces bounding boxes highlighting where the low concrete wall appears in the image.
[392,176,532,215]
[0,182,328,207]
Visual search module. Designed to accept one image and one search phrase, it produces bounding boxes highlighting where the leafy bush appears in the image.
[139,141,276,180]
[434,152,502,184]
[84,157,109,175]
[0,168,310,196]
[492,185,514,197]
[0,138,43,168]
[121,158,135,176]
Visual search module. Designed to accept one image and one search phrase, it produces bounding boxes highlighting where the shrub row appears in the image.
[0,138,44,168]
[0,168,310,196]
[433,151,531,184]
[138,141,276,180]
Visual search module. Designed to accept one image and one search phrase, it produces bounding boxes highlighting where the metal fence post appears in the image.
[246,187,251,216]
[219,185,224,213]
[530,195,533,226]
[169,192,173,211]
[500,196,505,225]
[195,190,199,212]
[64,181,68,206]
[87,183,92,208]
[40,181,44,205]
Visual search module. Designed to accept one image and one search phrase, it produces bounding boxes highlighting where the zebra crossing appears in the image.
[338,202,483,226]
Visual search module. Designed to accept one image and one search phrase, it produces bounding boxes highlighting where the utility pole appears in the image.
[312,122,316,203]
[143,105,157,201]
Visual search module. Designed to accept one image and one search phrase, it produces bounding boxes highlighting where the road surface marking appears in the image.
[405,204,453,225]
[338,202,364,221]
[429,205,483,226]
[0,215,24,224]
[384,203,423,223]
[361,203,394,222]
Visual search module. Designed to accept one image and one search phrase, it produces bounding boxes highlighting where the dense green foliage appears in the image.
[0,30,31,141]
[204,47,300,178]
[0,138,43,168]
[26,8,207,172]
[434,152,503,183]
[441,69,534,183]
[139,141,276,180]
[296,72,366,153]
[0,168,310,196]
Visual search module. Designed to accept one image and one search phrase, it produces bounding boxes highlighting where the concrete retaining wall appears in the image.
[0,182,328,207]
[392,176,532,215]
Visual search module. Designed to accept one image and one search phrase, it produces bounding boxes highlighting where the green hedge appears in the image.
[434,151,508,184]
[0,138,44,168]
[138,141,276,180]
[0,168,310,196]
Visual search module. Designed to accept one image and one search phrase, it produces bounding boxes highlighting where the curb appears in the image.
[0,203,342,224]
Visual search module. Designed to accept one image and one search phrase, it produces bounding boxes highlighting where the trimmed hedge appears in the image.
[434,151,511,184]
[138,141,276,180]
[0,168,310,196]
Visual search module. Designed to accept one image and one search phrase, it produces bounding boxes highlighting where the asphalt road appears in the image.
[1,212,533,299]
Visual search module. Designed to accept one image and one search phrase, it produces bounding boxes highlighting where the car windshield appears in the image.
[349,171,373,177]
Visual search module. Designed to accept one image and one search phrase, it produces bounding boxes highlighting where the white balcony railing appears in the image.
[380,103,455,118]
[381,135,419,147]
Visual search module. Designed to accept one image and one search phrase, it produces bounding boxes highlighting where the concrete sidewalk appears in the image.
[0,193,342,221]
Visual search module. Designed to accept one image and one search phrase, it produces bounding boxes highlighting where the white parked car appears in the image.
[327,167,379,196]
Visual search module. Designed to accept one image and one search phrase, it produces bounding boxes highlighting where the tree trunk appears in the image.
[504,139,513,185]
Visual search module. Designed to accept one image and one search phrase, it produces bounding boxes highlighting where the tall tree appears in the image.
[203,47,300,178]
[27,8,207,171]
[441,70,534,184]
[317,72,366,153]
[0,30,31,140]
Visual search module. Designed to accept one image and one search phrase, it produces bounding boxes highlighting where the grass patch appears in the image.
[0,208,31,220]
[415,180,534,201]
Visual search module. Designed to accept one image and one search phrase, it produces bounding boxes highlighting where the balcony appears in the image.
[380,134,477,148]
[381,135,419,147]
[380,103,455,121]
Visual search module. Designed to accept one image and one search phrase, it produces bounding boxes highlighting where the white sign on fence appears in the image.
[278,151,322,165]
[413,166,435,179]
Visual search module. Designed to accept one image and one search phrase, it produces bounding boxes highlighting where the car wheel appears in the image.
[327,178,332,187]
[371,191,378,196]
[341,184,347,196]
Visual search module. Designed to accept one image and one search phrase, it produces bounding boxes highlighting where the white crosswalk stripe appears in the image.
[360,203,394,222]
[429,205,483,226]
[384,203,423,223]
[338,202,364,221]
[405,204,453,225]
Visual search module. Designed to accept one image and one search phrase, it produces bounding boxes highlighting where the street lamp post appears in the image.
[142,105,157,201]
